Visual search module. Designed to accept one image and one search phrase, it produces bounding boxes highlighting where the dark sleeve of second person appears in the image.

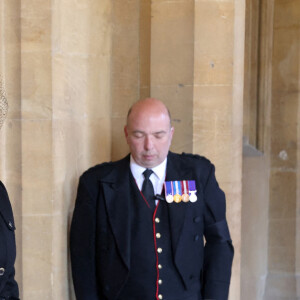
[201,163,234,300]
[0,181,19,300]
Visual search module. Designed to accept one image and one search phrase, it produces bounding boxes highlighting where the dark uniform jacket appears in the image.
[0,182,19,300]
[70,152,234,300]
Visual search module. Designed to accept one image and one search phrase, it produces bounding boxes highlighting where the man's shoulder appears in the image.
[82,160,117,178]
[169,151,212,168]
[80,155,129,183]
[0,181,15,225]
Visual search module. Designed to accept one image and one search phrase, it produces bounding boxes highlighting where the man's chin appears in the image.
[139,156,159,168]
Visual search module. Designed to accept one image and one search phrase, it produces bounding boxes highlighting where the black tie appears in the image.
[142,169,155,211]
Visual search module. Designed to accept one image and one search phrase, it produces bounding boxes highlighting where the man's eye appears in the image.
[133,133,144,138]
[154,133,165,139]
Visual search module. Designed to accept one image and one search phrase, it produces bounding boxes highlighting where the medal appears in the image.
[188,180,197,202]
[164,179,197,204]
[164,181,174,203]
[189,191,197,202]
[181,180,189,202]
[173,194,182,203]
[173,181,182,203]
[166,194,174,203]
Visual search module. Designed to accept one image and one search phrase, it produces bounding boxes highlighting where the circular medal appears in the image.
[189,191,197,202]
[173,194,182,203]
[166,194,174,203]
[182,193,189,202]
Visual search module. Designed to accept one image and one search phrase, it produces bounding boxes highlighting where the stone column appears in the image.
[1,0,112,298]
[151,0,194,154]
[21,1,53,297]
[110,0,140,159]
[264,1,300,298]
[52,1,112,298]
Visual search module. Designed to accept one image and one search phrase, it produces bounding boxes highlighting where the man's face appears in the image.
[124,102,174,168]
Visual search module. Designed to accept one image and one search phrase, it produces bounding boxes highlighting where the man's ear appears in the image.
[124,125,129,138]
[170,126,174,140]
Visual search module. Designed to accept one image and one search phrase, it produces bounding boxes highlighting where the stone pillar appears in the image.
[264,1,300,298]
[21,1,53,297]
[241,0,273,298]
[111,0,140,160]
[1,0,112,298]
[151,0,194,154]
[52,1,112,299]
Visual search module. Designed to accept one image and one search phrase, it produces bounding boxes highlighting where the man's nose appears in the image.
[144,136,153,150]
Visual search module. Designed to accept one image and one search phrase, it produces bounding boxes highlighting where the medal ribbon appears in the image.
[173,181,182,195]
[188,180,196,193]
[164,181,173,197]
[181,180,189,194]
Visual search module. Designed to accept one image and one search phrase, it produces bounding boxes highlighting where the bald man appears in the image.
[70,98,234,300]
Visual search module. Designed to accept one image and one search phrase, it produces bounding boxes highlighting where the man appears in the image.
[70,98,234,300]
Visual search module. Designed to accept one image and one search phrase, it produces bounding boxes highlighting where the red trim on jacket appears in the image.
[152,202,160,300]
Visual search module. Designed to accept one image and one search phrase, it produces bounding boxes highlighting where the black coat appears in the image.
[70,152,234,300]
[0,182,19,300]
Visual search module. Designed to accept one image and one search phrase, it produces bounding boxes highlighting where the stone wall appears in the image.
[241,0,300,299]
[1,0,298,299]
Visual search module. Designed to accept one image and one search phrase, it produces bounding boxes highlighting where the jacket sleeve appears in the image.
[202,163,234,300]
[70,175,102,300]
[0,266,19,300]
[0,182,19,300]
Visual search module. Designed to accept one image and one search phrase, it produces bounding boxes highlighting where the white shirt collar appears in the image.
[130,156,167,181]
[152,159,167,181]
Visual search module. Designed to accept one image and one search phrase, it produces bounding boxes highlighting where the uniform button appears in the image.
[157,248,162,253]
[193,216,201,223]
[156,233,161,238]
[158,279,163,285]
[194,235,199,241]
[158,264,162,269]
[8,221,13,229]
[155,218,160,223]
[158,295,163,299]
[0,268,5,276]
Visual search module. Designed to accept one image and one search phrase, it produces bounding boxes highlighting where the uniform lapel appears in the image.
[100,156,131,270]
[166,152,191,258]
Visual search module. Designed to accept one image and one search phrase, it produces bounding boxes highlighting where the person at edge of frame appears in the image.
[0,78,19,300]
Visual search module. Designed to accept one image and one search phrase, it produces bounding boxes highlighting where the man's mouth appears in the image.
[143,154,155,160]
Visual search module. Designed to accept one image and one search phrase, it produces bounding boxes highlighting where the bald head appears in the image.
[124,98,174,168]
[126,98,171,128]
